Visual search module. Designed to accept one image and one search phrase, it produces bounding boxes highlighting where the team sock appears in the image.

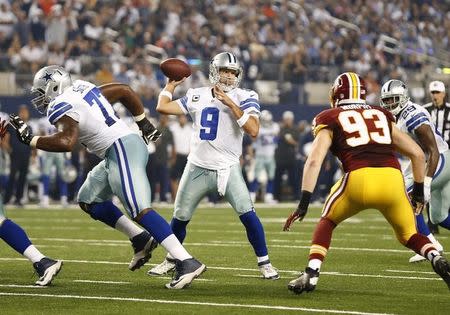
[239,210,268,257]
[0,219,33,255]
[170,218,189,243]
[89,201,123,228]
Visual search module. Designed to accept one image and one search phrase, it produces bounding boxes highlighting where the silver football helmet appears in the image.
[31,65,72,114]
[209,52,243,92]
[380,79,410,115]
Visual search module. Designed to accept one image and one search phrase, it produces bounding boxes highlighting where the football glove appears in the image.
[283,206,308,231]
[283,190,312,231]
[410,181,425,215]
[0,118,8,138]
[136,117,161,144]
[9,114,34,145]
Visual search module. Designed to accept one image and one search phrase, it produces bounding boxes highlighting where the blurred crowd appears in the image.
[0,0,449,100]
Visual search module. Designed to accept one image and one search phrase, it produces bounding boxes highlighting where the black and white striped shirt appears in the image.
[423,102,450,146]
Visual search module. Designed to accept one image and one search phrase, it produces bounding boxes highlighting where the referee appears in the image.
[424,81,450,146]
[423,80,450,234]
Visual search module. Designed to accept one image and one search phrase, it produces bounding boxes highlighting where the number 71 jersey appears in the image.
[312,104,400,173]
[47,80,132,158]
[176,87,260,170]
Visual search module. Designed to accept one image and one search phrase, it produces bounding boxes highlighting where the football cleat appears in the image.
[432,256,450,290]
[409,254,427,263]
[258,260,280,280]
[33,257,63,286]
[165,258,206,289]
[288,267,320,294]
[147,257,177,276]
[129,231,158,271]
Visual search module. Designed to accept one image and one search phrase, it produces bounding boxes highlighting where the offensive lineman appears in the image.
[9,65,205,289]
[150,52,279,280]
[283,72,450,294]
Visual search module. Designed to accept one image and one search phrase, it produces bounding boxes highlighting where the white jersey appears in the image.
[176,86,260,170]
[396,101,449,175]
[170,122,192,156]
[253,122,279,157]
[47,80,132,158]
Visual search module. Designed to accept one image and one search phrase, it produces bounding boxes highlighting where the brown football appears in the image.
[160,58,191,81]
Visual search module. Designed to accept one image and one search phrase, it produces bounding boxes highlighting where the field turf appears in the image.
[0,204,448,314]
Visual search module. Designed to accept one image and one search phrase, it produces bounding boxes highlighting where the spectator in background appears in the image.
[147,115,175,203]
[169,115,192,199]
[4,105,32,206]
[95,62,114,85]
[274,111,300,202]
[45,4,67,49]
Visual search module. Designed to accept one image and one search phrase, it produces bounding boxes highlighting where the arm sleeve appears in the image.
[47,101,81,125]
[239,90,260,116]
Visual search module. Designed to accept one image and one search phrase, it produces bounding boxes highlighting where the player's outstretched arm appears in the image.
[156,79,186,115]
[9,114,78,152]
[283,128,332,231]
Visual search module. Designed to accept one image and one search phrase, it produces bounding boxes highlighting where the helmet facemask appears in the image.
[380,80,409,115]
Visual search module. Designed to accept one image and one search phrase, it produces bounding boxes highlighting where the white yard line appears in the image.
[384,269,435,275]
[0,292,395,315]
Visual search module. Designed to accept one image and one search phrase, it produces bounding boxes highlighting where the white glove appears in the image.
[424,176,432,203]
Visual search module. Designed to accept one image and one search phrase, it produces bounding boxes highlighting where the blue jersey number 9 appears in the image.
[200,107,219,140]
[84,87,117,127]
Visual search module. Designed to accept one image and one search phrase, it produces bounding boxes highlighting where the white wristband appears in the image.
[159,90,173,100]
[30,136,40,148]
[424,176,432,186]
[133,112,146,122]
[237,113,250,127]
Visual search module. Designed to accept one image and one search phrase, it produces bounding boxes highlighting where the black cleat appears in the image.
[432,256,450,290]
[165,258,206,289]
[33,257,63,286]
[288,267,319,294]
[129,231,158,271]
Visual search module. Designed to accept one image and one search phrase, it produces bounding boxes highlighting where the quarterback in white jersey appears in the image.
[150,52,279,280]
[9,65,206,289]
[381,79,450,262]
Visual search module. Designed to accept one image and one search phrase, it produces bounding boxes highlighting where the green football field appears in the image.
[0,205,448,314]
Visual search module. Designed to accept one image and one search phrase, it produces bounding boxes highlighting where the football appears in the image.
[160,58,191,81]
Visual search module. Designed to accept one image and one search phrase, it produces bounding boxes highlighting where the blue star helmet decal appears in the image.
[41,72,54,83]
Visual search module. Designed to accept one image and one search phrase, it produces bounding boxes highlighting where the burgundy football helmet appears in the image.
[329,72,367,107]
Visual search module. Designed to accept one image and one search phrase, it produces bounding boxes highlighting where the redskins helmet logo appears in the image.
[330,72,367,107]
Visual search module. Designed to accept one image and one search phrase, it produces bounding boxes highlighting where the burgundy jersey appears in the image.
[312,104,400,172]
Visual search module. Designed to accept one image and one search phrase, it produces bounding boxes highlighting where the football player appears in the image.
[380,79,450,262]
[0,117,62,286]
[9,65,205,289]
[283,72,450,294]
[249,110,279,203]
[150,52,279,280]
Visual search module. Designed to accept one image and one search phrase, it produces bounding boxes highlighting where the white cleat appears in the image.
[165,258,206,289]
[33,258,63,286]
[409,254,427,263]
[258,260,280,280]
[147,257,176,276]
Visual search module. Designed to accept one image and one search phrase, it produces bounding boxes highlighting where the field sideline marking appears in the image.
[0,258,441,282]
[29,237,414,254]
[0,292,395,315]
